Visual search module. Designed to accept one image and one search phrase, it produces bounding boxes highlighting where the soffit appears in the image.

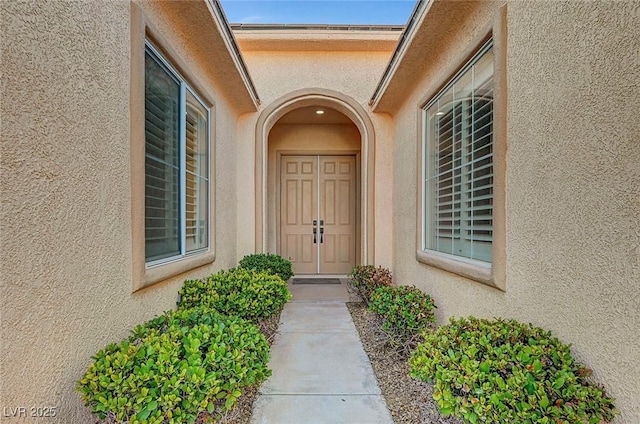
[371,0,495,113]
[149,0,259,112]
[277,106,354,125]
[233,28,401,52]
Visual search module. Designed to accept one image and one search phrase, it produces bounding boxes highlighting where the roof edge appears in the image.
[207,0,261,106]
[230,23,405,31]
[369,0,433,109]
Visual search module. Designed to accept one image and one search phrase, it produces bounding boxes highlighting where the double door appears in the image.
[280,155,357,274]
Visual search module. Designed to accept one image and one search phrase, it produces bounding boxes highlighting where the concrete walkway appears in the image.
[250,278,393,424]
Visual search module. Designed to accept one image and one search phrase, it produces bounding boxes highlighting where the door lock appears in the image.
[312,220,324,243]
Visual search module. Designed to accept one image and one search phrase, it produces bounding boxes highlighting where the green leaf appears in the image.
[137,404,152,421]
[525,381,535,395]
[440,406,454,416]
[539,395,549,409]
[533,359,543,373]
[553,377,565,390]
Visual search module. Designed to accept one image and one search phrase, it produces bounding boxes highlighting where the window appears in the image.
[423,40,494,265]
[144,42,210,265]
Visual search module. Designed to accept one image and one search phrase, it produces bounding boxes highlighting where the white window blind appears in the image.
[424,40,494,263]
[144,51,181,262]
[144,43,210,265]
[184,91,209,253]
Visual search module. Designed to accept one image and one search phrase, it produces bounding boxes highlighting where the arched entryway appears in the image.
[255,88,375,274]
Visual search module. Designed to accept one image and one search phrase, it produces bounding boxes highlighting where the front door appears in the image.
[280,155,357,274]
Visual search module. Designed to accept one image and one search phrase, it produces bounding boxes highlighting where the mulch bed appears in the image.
[347,302,463,424]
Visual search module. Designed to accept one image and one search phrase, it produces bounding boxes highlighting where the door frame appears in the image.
[276,150,361,273]
[254,89,376,266]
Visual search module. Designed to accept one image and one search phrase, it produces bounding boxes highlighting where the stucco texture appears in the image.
[234,44,396,268]
[242,50,392,107]
[390,1,640,422]
[1,1,243,421]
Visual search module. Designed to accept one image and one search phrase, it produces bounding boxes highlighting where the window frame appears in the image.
[144,40,211,268]
[130,4,217,292]
[416,10,507,291]
[422,39,494,266]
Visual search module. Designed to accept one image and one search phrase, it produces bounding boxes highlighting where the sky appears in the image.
[219,0,417,25]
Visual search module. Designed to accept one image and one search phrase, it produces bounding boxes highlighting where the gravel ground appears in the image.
[347,302,464,424]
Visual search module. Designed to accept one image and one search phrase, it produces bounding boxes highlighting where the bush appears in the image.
[409,316,616,424]
[369,285,436,341]
[77,307,271,424]
[348,265,393,304]
[238,253,293,282]
[177,268,291,322]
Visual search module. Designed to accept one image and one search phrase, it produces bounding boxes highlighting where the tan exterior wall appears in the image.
[4,0,636,422]
[1,1,245,421]
[389,1,640,422]
[240,50,392,107]
[235,47,395,268]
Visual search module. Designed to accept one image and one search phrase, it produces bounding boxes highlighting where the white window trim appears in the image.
[144,40,212,268]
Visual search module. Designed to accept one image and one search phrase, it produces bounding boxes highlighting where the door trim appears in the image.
[276,151,361,273]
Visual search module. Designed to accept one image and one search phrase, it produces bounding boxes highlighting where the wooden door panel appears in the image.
[301,234,315,263]
[319,156,356,274]
[339,180,351,225]
[339,234,351,262]
[280,156,317,274]
[280,155,357,275]
[301,179,314,225]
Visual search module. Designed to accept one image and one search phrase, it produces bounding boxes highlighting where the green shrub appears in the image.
[348,265,393,304]
[238,253,293,282]
[409,316,616,424]
[369,285,436,341]
[177,268,291,322]
[77,307,271,424]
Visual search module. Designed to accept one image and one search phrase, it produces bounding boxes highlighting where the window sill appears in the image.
[134,251,215,292]
[416,249,503,291]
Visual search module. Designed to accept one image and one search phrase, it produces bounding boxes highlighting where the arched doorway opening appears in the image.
[255,88,375,274]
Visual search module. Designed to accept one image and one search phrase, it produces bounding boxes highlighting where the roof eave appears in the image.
[206,0,261,108]
[369,0,433,111]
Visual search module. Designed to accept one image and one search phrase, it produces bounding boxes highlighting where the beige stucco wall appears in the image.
[239,50,392,106]
[1,1,245,421]
[234,44,396,268]
[6,1,635,421]
[389,1,640,422]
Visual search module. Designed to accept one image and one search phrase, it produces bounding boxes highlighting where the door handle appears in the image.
[320,227,324,243]
[313,227,317,244]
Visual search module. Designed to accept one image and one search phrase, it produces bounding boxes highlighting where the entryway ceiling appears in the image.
[277,106,353,125]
